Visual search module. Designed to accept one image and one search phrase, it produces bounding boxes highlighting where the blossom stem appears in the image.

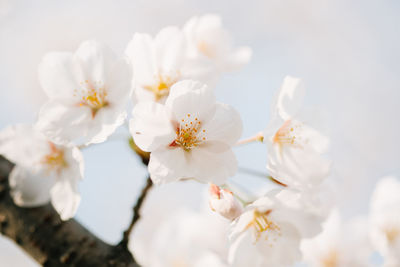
[224,181,255,205]
[236,132,264,146]
[238,166,287,187]
[120,176,153,247]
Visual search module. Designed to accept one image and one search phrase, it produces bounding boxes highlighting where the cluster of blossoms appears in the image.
[0,13,399,267]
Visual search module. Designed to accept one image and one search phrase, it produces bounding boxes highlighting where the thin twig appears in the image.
[120,176,153,247]
[238,166,287,187]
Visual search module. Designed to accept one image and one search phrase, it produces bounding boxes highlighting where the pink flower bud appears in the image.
[209,184,243,220]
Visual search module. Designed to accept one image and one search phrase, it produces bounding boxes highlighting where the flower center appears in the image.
[197,41,216,58]
[170,114,206,151]
[41,142,67,174]
[74,80,109,118]
[321,250,338,267]
[143,74,179,101]
[246,209,280,242]
[384,226,400,244]
[273,120,303,148]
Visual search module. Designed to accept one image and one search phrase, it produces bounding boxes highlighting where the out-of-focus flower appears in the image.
[263,76,331,189]
[228,189,324,267]
[183,14,252,72]
[36,41,132,146]
[125,26,217,104]
[0,124,83,220]
[369,176,400,267]
[147,209,229,267]
[130,80,242,185]
[209,183,243,220]
[128,183,230,267]
[192,252,229,267]
[301,210,372,267]
[128,181,224,266]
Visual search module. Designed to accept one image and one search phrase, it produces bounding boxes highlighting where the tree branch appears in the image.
[120,176,152,247]
[0,156,140,267]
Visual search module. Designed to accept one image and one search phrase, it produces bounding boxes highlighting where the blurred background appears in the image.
[0,0,399,266]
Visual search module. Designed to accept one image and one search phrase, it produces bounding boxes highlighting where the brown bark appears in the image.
[0,156,140,267]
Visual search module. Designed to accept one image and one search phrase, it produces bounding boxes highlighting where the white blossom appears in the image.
[130,80,242,185]
[301,210,372,267]
[0,124,84,220]
[228,189,324,267]
[125,26,217,104]
[148,209,229,267]
[183,14,252,72]
[128,182,230,267]
[209,183,243,220]
[128,181,226,266]
[369,176,400,267]
[264,76,331,189]
[36,40,132,146]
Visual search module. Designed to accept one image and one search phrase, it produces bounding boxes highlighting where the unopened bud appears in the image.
[209,184,243,220]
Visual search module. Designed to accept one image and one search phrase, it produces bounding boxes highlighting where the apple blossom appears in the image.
[183,14,252,72]
[209,183,243,220]
[369,176,400,267]
[130,80,242,185]
[263,76,331,189]
[125,26,217,104]
[301,210,372,267]
[36,40,132,146]
[0,124,84,220]
[228,189,324,267]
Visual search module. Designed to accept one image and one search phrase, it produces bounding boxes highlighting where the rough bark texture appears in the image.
[0,156,140,267]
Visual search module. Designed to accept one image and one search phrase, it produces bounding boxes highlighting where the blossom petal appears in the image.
[148,148,189,185]
[103,57,132,105]
[225,46,252,71]
[149,146,237,185]
[181,57,219,88]
[189,146,238,185]
[84,106,127,145]
[166,80,216,123]
[0,124,48,169]
[228,231,262,267]
[126,33,157,86]
[154,26,185,74]
[9,166,54,207]
[36,100,92,145]
[271,76,305,120]
[50,177,81,221]
[203,103,243,146]
[38,52,83,103]
[130,102,175,152]
[267,144,331,188]
[75,40,120,85]
[61,146,85,180]
[150,147,237,186]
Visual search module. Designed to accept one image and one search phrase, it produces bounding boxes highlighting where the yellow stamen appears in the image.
[74,80,108,118]
[273,120,304,151]
[143,73,179,101]
[245,209,280,242]
[172,115,206,151]
[41,143,67,174]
